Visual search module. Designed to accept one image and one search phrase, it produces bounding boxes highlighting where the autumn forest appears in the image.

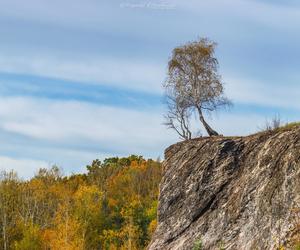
[0,156,161,250]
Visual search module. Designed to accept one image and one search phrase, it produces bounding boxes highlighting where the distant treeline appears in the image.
[0,155,161,250]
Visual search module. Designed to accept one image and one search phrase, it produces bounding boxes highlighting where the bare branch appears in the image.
[163,95,192,140]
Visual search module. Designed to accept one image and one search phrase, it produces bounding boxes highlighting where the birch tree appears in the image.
[164,38,231,138]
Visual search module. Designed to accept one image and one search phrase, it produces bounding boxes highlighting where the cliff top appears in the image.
[150,122,300,249]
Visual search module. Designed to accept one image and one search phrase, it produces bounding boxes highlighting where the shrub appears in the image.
[192,238,202,250]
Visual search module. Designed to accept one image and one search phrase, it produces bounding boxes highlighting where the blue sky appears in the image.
[0,0,300,178]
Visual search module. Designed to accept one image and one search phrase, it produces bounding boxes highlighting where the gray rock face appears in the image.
[149,127,300,250]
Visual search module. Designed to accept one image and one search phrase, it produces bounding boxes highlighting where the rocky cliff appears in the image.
[149,126,300,250]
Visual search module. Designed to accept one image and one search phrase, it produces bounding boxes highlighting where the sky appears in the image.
[0,0,300,178]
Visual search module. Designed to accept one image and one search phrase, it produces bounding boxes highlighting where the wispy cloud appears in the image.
[0,155,48,179]
[0,73,162,108]
[178,0,300,21]
[0,54,165,93]
[0,96,174,153]
[225,76,300,110]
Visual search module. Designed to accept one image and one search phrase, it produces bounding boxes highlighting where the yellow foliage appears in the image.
[44,217,84,250]
[148,219,157,237]
[0,156,162,250]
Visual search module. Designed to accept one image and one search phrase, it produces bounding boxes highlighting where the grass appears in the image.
[260,120,300,134]
[276,122,300,132]
[192,239,202,250]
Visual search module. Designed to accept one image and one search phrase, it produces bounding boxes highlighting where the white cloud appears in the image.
[0,156,48,179]
[0,96,174,153]
[0,54,164,93]
[0,0,113,31]
[177,0,300,29]
[225,75,300,110]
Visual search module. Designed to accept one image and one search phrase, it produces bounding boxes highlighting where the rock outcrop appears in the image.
[149,126,300,249]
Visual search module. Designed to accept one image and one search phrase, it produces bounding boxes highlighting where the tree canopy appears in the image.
[164,38,231,139]
[0,156,161,250]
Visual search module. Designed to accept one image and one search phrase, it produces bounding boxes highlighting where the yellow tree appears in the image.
[73,185,103,248]
[0,171,20,250]
[44,202,84,250]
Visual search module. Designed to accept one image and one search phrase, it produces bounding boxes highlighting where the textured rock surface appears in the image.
[149,127,300,250]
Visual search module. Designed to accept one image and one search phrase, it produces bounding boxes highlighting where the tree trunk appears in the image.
[197,107,219,136]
